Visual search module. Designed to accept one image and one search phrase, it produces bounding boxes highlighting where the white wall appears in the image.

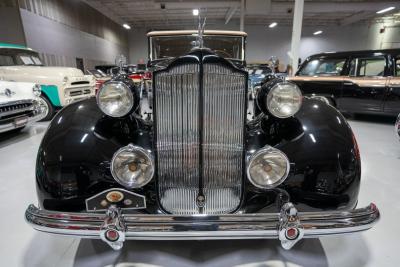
[128,22,400,66]
[20,9,128,70]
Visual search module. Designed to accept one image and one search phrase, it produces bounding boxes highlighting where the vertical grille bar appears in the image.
[202,63,246,214]
[155,64,200,214]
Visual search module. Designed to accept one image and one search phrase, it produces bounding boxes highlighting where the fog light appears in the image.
[246,146,290,189]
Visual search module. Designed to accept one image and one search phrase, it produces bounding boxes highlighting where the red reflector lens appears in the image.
[286,228,298,239]
[105,229,119,241]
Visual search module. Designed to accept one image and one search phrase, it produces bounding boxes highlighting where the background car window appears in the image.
[396,57,400,76]
[298,58,345,76]
[349,57,385,77]
[0,55,14,66]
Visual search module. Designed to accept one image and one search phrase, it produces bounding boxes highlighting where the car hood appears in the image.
[1,66,84,78]
[0,81,37,104]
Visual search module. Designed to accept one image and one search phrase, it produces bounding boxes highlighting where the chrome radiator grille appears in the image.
[154,61,246,215]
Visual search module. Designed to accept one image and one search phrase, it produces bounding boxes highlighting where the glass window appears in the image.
[349,57,385,77]
[395,57,400,77]
[0,48,43,66]
[298,58,345,76]
[151,35,244,61]
[0,55,14,66]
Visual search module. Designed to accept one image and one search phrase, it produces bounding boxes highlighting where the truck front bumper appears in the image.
[25,203,379,250]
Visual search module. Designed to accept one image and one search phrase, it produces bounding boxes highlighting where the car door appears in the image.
[341,55,388,113]
[290,57,346,103]
[383,54,400,115]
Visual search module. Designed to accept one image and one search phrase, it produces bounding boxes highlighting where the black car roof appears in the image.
[308,49,400,59]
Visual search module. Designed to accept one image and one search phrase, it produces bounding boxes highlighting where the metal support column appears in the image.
[240,0,245,31]
[290,0,304,75]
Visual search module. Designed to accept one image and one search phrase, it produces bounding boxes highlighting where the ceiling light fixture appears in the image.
[376,7,395,14]
[313,30,323,35]
[123,24,131,30]
[193,9,199,16]
[269,22,278,28]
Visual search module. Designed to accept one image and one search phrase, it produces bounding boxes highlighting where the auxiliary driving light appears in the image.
[246,146,290,189]
[111,144,154,188]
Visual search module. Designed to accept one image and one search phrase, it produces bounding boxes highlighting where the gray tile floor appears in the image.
[0,117,398,267]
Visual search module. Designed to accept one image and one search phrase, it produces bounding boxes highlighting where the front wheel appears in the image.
[38,96,55,121]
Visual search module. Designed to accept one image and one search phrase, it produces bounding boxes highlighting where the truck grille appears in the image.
[154,60,246,215]
[68,87,92,97]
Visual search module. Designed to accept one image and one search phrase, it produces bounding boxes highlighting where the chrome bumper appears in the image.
[25,203,379,250]
[0,103,45,133]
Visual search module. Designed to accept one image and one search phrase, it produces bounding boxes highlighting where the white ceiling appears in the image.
[83,0,400,29]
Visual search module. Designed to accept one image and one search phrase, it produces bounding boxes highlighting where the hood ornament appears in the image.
[196,10,207,48]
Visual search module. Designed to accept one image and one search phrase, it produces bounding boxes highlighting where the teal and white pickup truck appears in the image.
[0,43,95,120]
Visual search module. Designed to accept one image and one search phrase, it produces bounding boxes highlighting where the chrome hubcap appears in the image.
[38,97,49,118]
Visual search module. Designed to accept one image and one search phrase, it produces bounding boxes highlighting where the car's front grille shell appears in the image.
[154,59,246,215]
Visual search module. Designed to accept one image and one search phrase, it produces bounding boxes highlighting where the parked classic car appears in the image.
[0,80,44,133]
[288,49,400,115]
[86,69,111,94]
[0,43,96,120]
[25,30,379,251]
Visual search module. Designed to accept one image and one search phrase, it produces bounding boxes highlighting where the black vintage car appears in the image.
[26,30,379,251]
[288,49,400,116]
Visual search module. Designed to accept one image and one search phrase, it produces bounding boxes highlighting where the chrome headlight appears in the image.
[247,146,290,189]
[111,144,154,188]
[62,76,68,85]
[97,81,134,117]
[266,82,302,118]
[32,84,41,97]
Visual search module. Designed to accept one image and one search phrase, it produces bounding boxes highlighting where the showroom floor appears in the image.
[0,116,398,267]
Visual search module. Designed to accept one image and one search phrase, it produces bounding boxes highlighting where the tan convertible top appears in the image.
[147,30,247,37]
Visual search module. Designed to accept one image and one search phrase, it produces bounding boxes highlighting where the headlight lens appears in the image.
[97,81,134,117]
[62,76,68,85]
[247,146,290,189]
[266,82,302,118]
[32,84,41,96]
[111,145,154,188]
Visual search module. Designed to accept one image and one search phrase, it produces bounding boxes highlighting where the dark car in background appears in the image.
[288,49,400,116]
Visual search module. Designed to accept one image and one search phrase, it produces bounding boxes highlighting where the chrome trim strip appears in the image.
[26,203,379,244]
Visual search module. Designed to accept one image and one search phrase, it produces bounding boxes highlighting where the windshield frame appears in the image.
[148,34,246,63]
[0,48,44,66]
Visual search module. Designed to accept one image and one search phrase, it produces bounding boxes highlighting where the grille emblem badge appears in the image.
[0,88,15,97]
[196,194,206,208]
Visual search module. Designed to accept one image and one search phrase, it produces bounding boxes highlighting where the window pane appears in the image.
[350,57,385,77]
[0,55,14,66]
[299,58,345,76]
[151,35,243,60]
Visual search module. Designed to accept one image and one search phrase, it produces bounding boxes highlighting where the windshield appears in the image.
[0,48,43,66]
[150,35,244,61]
